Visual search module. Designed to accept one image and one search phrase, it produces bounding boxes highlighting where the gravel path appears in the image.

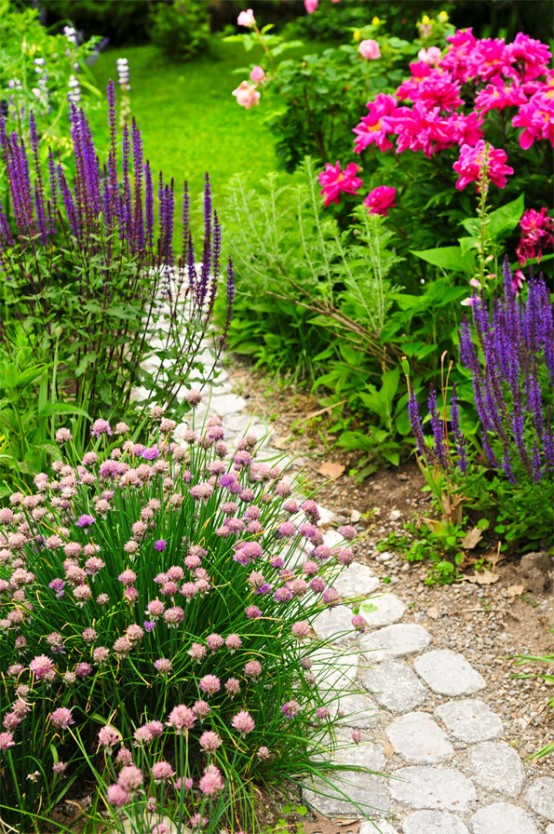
[186,350,554,834]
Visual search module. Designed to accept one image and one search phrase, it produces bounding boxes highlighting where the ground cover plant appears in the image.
[0,402,368,832]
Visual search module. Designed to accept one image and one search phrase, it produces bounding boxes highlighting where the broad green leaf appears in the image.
[411,246,474,274]
[488,194,525,240]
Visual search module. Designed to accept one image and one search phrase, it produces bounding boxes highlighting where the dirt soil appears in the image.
[228,358,554,832]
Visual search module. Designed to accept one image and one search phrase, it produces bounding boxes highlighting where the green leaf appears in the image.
[410,246,474,274]
[488,194,525,240]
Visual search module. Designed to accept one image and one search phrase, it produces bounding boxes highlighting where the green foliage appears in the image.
[0,2,100,149]
[150,0,211,62]
[516,641,554,760]
[36,0,153,46]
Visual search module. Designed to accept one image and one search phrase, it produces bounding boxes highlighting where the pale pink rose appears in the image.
[417,46,442,65]
[304,0,318,12]
[250,65,265,83]
[237,8,256,28]
[232,81,260,110]
[358,39,380,60]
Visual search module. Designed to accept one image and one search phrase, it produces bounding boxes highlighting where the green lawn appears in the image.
[90,40,282,230]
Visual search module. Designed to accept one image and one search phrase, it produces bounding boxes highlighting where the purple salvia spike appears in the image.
[198,174,212,305]
[120,123,131,243]
[450,384,467,475]
[47,148,58,237]
[57,164,81,239]
[131,118,144,253]
[531,444,542,483]
[29,114,49,245]
[408,389,433,465]
[182,180,190,252]
[0,203,14,247]
[144,161,154,251]
[428,384,449,471]
[220,256,235,348]
[501,449,516,485]
[106,82,120,229]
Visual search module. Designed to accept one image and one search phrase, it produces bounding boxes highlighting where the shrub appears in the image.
[0,404,366,831]
[0,83,234,489]
[150,0,212,63]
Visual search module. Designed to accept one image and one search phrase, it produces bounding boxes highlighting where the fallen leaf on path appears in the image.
[504,584,525,598]
[383,740,395,759]
[461,526,483,549]
[317,461,345,479]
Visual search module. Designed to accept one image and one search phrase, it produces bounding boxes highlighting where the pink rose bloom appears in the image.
[304,0,318,12]
[318,161,363,207]
[358,39,380,61]
[453,140,514,191]
[232,81,260,110]
[250,65,265,83]
[418,46,442,65]
[364,186,397,217]
[237,8,255,28]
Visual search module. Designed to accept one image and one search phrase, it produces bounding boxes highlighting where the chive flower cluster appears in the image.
[0,401,360,830]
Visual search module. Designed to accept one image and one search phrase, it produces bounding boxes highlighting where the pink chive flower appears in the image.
[199,731,222,751]
[516,207,554,264]
[118,765,143,792]
[231,710,255,735]
[29,655,55,681]
[352,730,362,744]
[98,725,122,749]
[364,186,397,217]
[319,161,363,207]
[199,764,224,795]
[352,614,368,632]
[237,8,255,27]
[250,65,265,83]
[0,732,15,751]
[91,419,112,438]
[168,705,195,733]
[453,140,514,191]
[199,675,221,696]
[55,428,72,443]
[50,708,74,730]
[358,39,380,61]
[107,784,129,807]
[152,761,175,781]
[232,81,260,109]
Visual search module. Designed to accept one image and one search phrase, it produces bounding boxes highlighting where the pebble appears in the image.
[525,777,554,822]
[402,810,469,834]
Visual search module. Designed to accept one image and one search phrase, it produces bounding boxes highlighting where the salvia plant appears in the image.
[0,398,369,832]
[408,259,554,550]
[0,82,234,424]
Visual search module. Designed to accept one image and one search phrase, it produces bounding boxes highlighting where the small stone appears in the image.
[361,661,429,713]
[526,777,554,822]
[360,623,432,662]
[435,699,503,742]
[386,712,454,764]
[546,826,554,834]
[402,810,469,834]
[360,594,407,627]
[350,510,362,523]
[471,803,540,834]
[376,551,394,562]
[334,562,380,597]
[312,605,356,644]
[390,509,403,521]
[390,766,476,812]
[414,650,485,696]
[469,742,525,797]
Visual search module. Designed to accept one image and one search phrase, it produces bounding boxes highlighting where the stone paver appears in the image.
[414,650,486,696]
[312,604,356,643]
[468,741,525,798]
[360,623,432,662]
[181,357,546,833]
[335,690,380,728]
[360,594,407,628]
[470,803,540,834]
[334,562,380,597]
[435,699,503,742]
[390,767,477,812]
[525,777,554,822]
[402,810,469,834]
[386,712,454,764]
[361,661,429,713]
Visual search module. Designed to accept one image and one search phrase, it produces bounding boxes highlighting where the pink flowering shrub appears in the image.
[0,405,366,832]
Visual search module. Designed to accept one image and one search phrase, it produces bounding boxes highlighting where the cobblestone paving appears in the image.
[189,365,554,834]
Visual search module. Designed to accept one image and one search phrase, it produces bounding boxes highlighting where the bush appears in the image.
[0,406,366,831]
[150,0,211,62]
[0,83,234,491]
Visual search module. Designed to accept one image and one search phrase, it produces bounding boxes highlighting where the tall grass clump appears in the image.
[0,401,368,832]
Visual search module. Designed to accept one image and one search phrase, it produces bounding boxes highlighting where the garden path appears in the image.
[179,345,554,834]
